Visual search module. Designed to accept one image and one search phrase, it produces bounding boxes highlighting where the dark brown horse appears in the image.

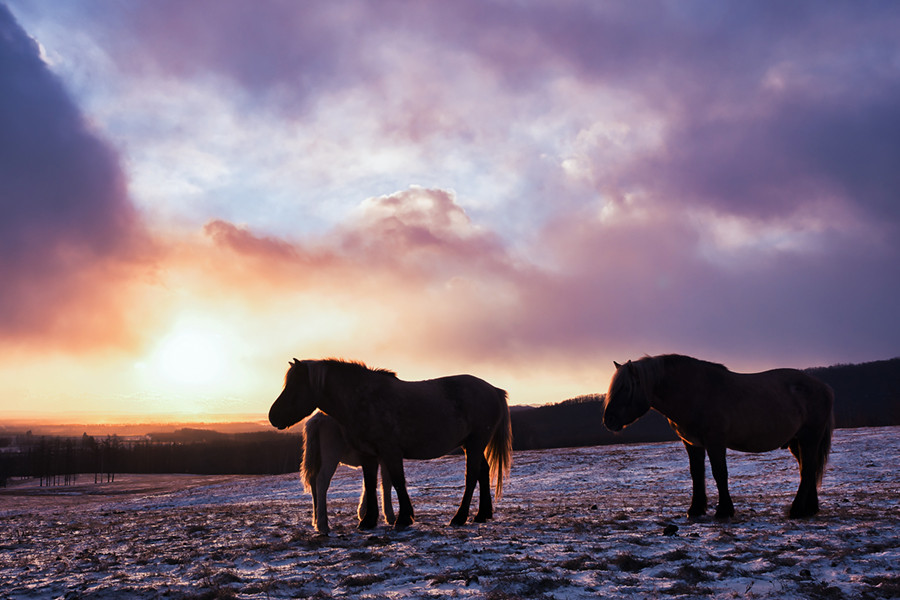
[301,411,394,535]
[269,359,512,530]
[603,354,834,518]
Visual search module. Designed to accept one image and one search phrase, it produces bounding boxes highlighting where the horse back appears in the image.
[661,364,832,452]
[376,374,508,460]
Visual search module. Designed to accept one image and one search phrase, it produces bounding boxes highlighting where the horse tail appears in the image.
[300,416,322,495]
[816,384,835,486]
[486,388,513,500]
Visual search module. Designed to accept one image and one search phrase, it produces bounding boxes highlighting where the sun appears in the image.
[151,323,228,387]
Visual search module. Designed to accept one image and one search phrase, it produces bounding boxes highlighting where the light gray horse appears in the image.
[301,411,395,535]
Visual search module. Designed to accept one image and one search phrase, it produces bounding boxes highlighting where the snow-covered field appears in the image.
[1,427,897,599]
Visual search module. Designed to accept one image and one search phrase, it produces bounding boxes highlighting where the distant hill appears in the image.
[511,357,900,451]
[806,357,900,428]
[147,428,229,444]
[511,396,676,451]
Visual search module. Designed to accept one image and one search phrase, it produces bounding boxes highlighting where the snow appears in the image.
[1,426,897,599]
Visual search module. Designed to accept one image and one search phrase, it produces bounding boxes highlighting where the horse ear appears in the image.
[613,361,622,369]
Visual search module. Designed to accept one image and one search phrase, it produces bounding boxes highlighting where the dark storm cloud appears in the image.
[0,4,146,344]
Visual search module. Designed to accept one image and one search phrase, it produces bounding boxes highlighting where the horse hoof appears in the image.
[473,514,491,523]
[450,516,468,526]
[393,515,414,531]
[789,506,819,519]
[714,508,735,520]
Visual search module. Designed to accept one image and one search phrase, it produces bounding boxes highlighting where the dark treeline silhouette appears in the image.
[0,433,122,487]
[805,358,900,428]
[1,358,897,482]
[0,430,301,486]
[511,395,678,451]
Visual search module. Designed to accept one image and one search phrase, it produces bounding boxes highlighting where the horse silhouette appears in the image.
[604,354,834,518]
[270,359,512,529]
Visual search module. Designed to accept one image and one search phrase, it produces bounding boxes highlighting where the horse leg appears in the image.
[383,453,415,530]
[684,441,708,517]
[473,455,493,523]
[379,461,396,526]
[314,455,340,535]
[356,482,368,524]
[451,448,482,526]
[706,446,734,519]
[789,437,820,518]
[309,478,319,532]
[357,456,380,530]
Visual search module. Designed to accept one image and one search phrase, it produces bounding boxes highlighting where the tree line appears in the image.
[2,357,897,483]
[0,430,302,486]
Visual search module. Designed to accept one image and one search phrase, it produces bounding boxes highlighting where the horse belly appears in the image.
[399,430,464,460]
[727,421,797,453]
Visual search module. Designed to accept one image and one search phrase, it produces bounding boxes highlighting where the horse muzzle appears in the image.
[268,403,293,430]
[603,416,624,432]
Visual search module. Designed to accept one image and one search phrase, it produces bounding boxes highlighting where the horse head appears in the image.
[603,359,652,432]
[268,359,322,430]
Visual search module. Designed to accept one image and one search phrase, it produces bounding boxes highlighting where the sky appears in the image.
[2,1,899,422]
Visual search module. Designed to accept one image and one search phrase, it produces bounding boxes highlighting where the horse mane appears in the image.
[611,354,726,399]
[320,358,397,378]
[659,354,729,372]
[631,355,667,390]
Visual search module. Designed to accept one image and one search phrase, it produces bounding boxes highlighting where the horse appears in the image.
[603,354,834,519]
[301,411,395,535]
[269,358,513,530]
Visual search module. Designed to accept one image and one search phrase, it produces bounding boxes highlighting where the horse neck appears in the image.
[308,362,353,421]
[642,356,691,422]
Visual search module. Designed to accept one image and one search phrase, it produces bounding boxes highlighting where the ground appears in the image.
[0,427,897,599]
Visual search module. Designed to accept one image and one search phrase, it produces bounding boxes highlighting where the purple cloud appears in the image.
[5,0,899,371]
[0,4,147,345]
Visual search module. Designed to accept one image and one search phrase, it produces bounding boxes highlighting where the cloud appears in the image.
[183,171,900,378]
[70,0,377,114]
[0,5,151,349]
[30,1,900,242]
[4,0,899,385]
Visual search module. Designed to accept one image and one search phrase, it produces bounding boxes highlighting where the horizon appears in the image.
[0,417,273,437]
[4,351,898,433]
[2,2,899,422]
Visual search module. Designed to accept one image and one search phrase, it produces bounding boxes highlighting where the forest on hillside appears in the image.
[2,357,897,482]
[806,357,900,427]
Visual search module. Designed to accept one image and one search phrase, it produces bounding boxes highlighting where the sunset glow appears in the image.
[2,1,899,423]
[147,323,228,389]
